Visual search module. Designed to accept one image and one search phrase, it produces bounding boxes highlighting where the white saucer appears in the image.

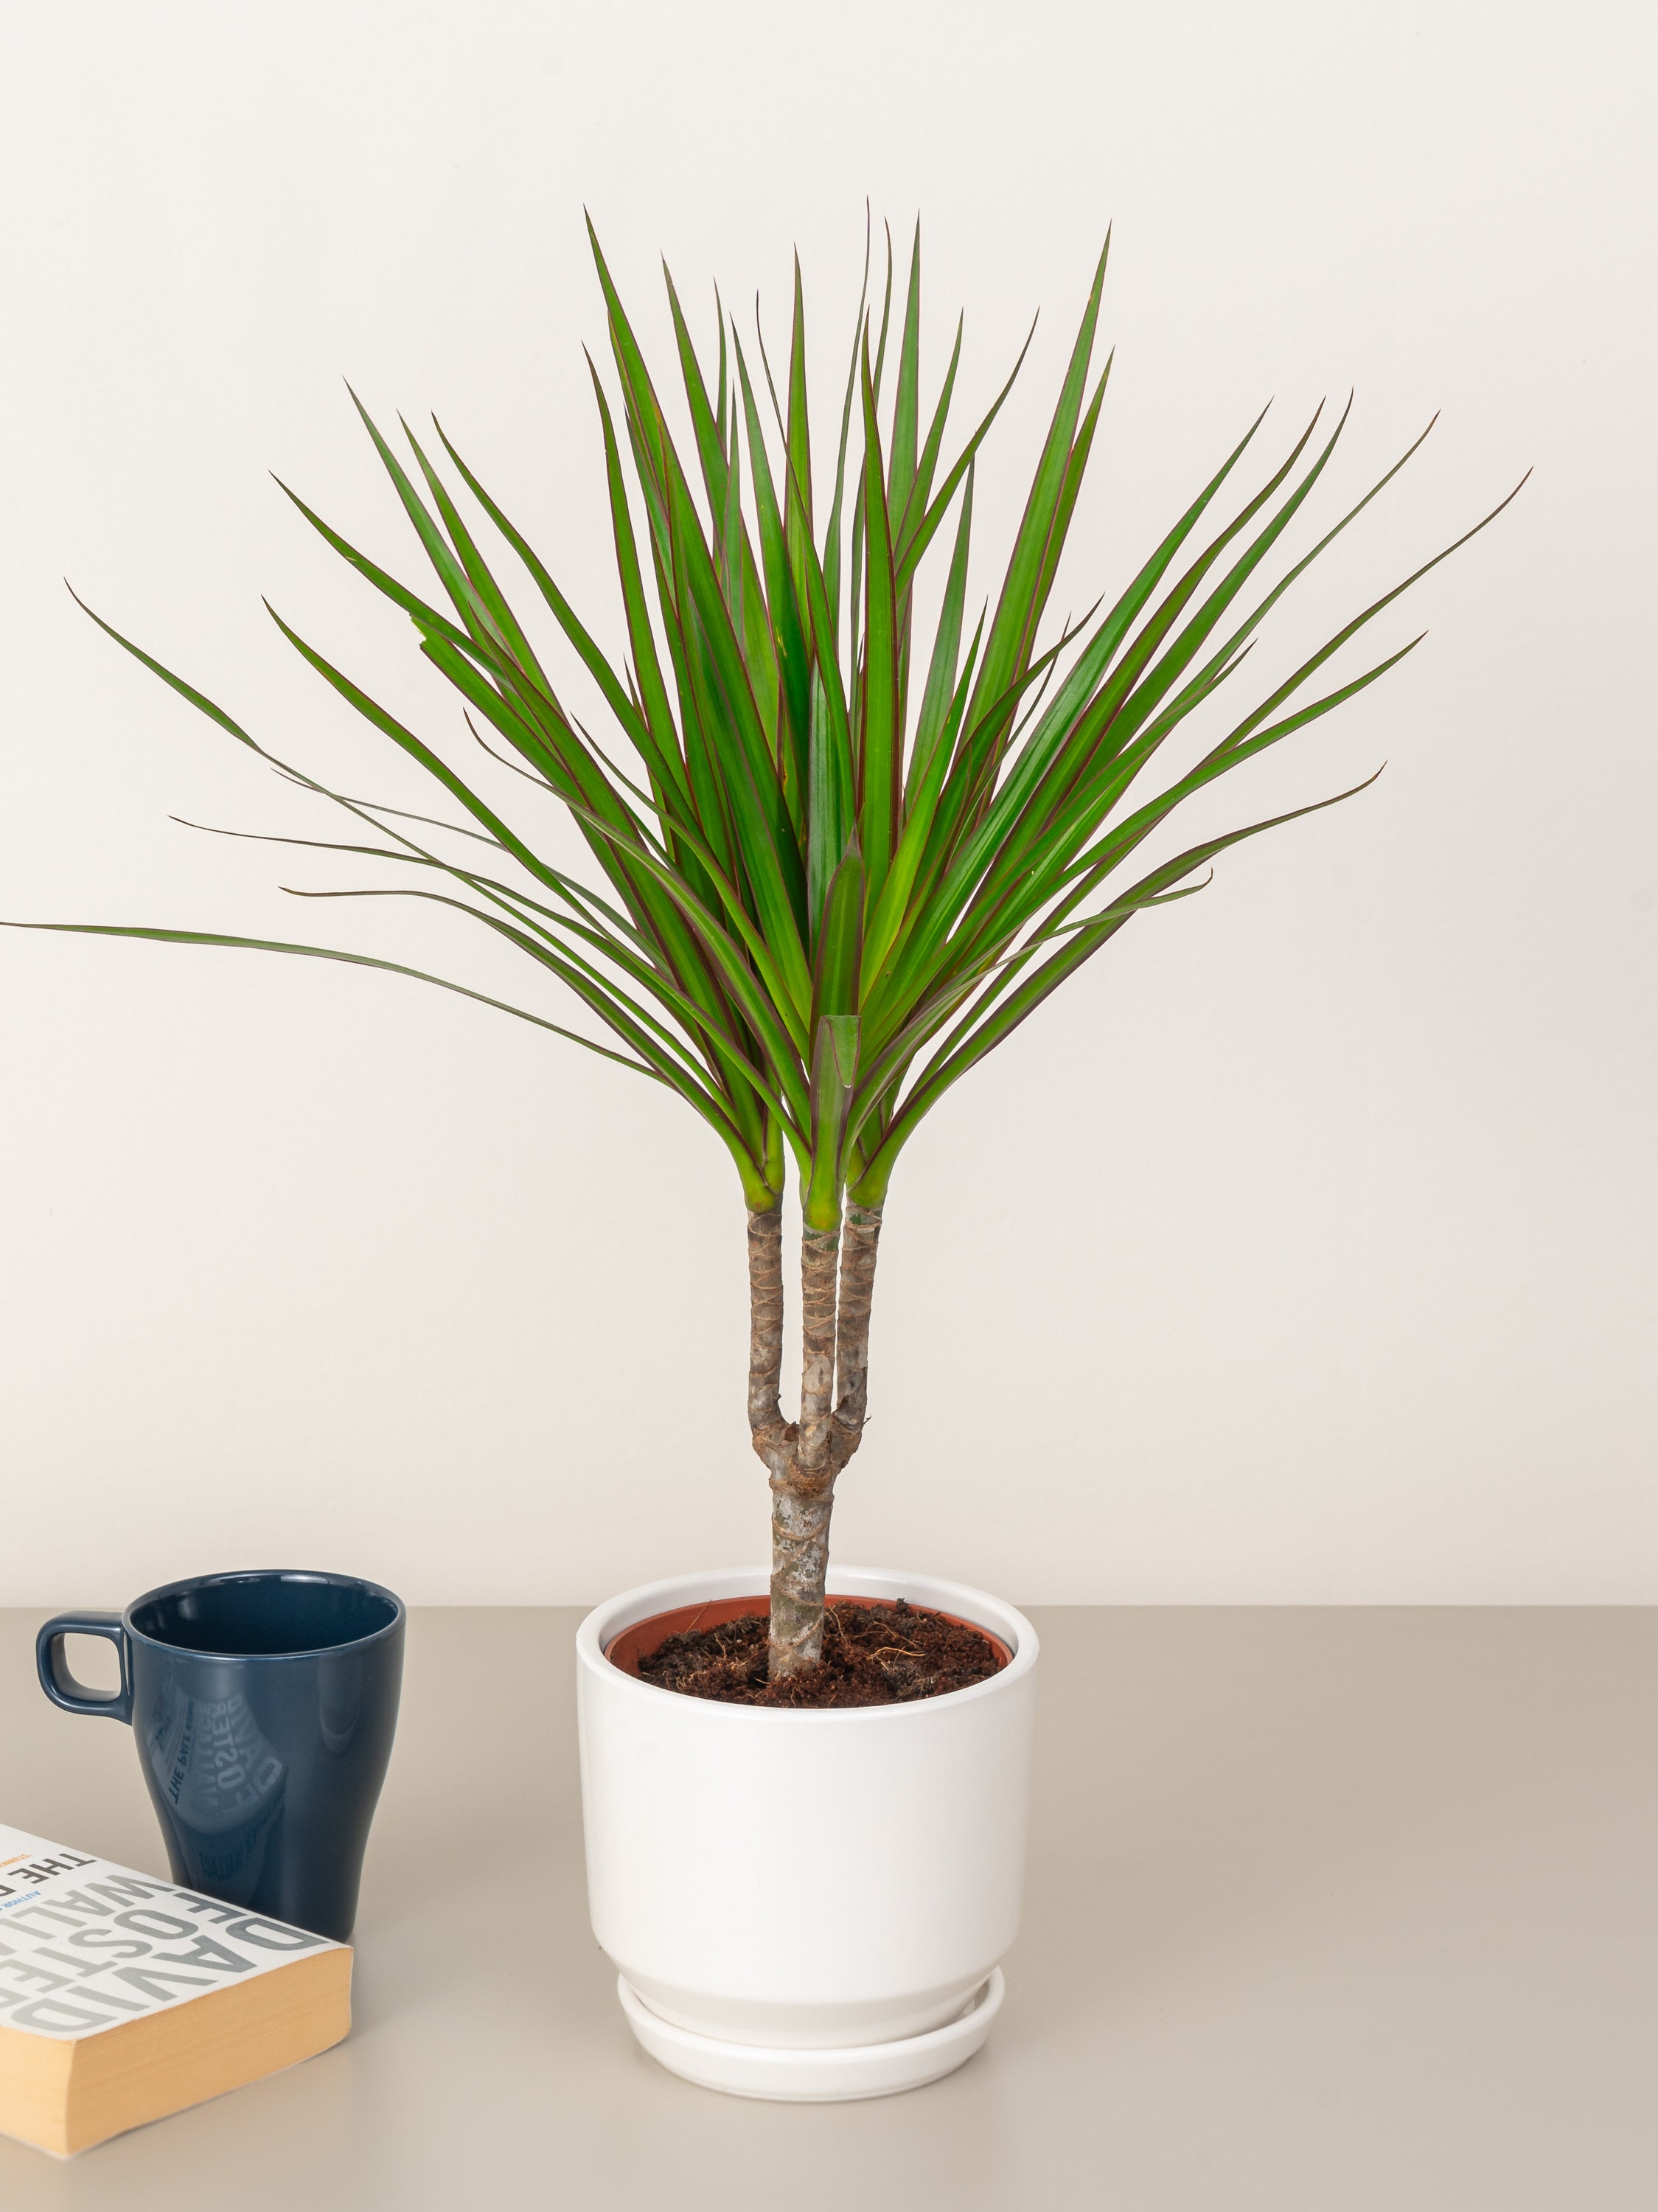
[616,1968,1006,2102]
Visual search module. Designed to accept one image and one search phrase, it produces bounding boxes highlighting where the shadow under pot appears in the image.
[37,1569,404,1942]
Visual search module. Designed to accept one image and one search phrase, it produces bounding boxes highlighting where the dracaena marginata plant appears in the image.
[41,221,1519,1679]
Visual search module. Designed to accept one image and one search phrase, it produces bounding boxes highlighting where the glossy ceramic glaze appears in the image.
[38,1569,404,1941]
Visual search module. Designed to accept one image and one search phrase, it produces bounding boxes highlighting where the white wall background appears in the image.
[1,0,1651,1606]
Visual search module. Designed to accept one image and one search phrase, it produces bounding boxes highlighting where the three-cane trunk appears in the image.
[748,1201,884,1677]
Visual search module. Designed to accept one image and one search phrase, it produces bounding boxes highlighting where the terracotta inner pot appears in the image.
[605,1593,1013,1677]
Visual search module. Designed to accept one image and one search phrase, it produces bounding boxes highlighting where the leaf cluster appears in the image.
[60,220,1521,1225]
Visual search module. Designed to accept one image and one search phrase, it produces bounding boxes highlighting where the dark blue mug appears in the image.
[37,1568,404,1942]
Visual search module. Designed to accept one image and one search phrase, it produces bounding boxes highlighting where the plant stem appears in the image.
[748,1201,886,1680]
[767,1221,841,1674]
[832,1201,883,1441]
[745,1204,787,1444]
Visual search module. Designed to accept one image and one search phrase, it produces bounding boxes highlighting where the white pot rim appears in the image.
[576,1564,1038,1725]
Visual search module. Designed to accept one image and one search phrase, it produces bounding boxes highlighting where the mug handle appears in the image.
[37,1612,133,1725]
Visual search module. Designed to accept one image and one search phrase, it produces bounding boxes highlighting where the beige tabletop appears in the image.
[1,1606,1654,2208]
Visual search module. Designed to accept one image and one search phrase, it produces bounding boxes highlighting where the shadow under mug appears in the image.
[37,1569,405,1942]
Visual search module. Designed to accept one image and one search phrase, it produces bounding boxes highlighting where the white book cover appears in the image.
[0,1825,344,2042]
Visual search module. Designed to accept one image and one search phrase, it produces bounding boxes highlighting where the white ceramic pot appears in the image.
[575,1565,1038,2100]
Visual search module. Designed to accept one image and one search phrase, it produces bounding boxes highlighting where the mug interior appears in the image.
[130,1571,399,1657]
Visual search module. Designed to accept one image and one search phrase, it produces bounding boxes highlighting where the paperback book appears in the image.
[0,1824,350,2156]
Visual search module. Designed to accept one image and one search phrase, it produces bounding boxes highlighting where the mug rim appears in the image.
[123,1567,406,1663]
